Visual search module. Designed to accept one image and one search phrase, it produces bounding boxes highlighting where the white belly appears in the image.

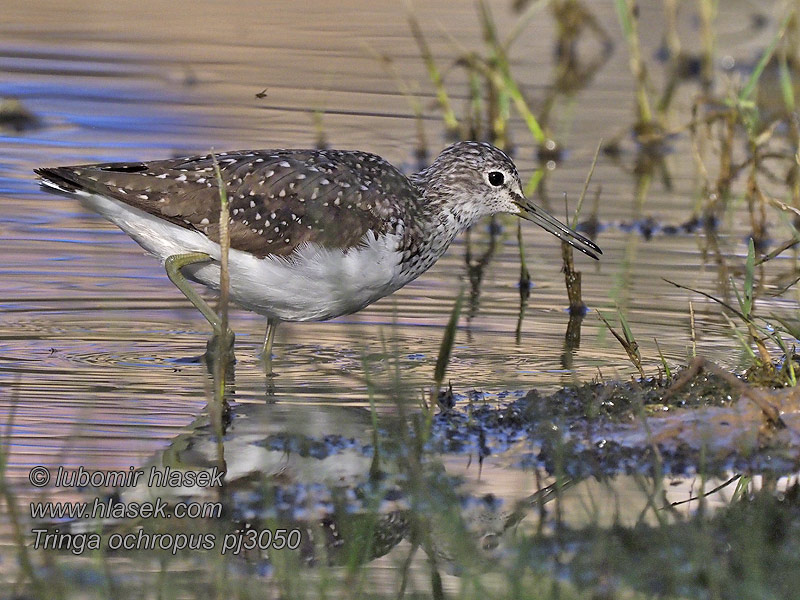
[76,191,407,321]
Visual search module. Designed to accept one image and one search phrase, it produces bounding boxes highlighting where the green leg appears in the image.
[260,317,279,376]
[165,252,235,356]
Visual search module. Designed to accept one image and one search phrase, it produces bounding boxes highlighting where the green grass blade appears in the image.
[722,312,756,359]
[617,309,635,346]
[408,13,459,133]
[730,277,747,319]
[654,337,672,379]
[614,0,634,40]
[211,155,230,332]
[524,168,544,196]
[779,52,796,111]
[573,140,602,228]
[504,71,545,143]
[769,313,800,340]
[744,237,755,317]
[434,288,464,389]
[739,13,791,102]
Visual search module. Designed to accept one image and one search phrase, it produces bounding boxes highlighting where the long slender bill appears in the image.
[515,196,602,260]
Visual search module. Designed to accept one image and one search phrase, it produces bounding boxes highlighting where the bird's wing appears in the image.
[35,149,417,258]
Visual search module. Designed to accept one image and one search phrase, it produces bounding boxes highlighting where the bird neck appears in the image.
[391,173,478,283]
[409,166,483,241]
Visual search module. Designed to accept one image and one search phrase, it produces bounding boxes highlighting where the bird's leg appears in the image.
[165,252,235,358]
[260,317,279,376]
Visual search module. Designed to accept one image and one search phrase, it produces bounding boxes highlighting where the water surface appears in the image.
[1,0,797,592]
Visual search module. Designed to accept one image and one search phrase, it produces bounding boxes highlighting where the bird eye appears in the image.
[488,171,504,186]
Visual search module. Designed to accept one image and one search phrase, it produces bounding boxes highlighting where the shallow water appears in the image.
[1,0,799,594]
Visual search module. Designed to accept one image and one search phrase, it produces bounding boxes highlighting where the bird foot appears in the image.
[259,353,277,379]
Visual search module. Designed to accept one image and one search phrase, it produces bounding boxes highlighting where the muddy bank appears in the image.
[430,365,800,477]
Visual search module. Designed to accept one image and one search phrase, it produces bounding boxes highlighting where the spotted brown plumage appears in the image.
[35,149,419,259]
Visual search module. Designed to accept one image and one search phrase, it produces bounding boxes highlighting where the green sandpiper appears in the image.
[36,141,601,367]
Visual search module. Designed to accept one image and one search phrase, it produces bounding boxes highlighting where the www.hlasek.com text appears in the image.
[30,496,222,520]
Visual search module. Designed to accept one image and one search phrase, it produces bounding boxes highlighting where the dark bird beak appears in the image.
[514,195,602,260]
